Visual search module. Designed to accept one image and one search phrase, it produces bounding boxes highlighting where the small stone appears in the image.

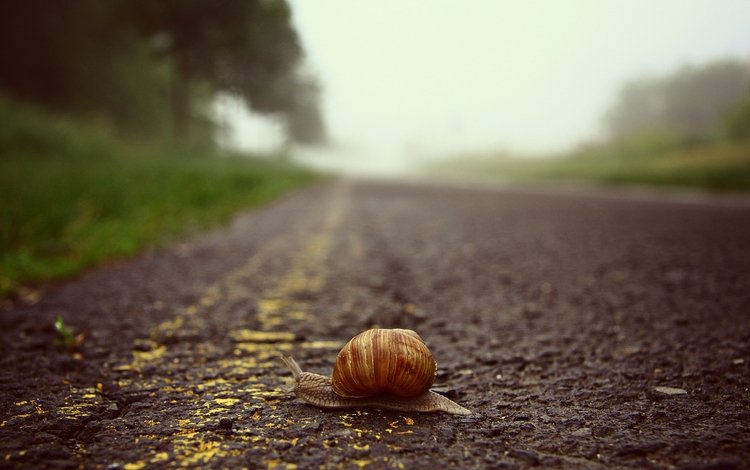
[218,418,233,430]
[571,427,592,437]
[102,403,119,419]
[300,422,321,434]
[732,358,745,365]
[654,386,687,395]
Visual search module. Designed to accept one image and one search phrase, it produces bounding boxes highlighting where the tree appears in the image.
[282,74,327,146]
[723,95,750,141]
[0,0,326,145]
[604,58,750,141]
[604,78,664,138]
[130,0,324,144]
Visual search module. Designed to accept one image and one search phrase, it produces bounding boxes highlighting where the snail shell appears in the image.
[332,328,436,398]
[279,328,471,415]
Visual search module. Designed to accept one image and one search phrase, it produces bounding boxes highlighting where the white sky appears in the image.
[223,1,750,174]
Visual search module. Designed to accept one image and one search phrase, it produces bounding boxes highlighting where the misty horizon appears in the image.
[218,0,750,175]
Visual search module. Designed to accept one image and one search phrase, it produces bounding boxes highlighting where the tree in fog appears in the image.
[723,95,750,141]
[131,0,325,142]
[605,59,750,140]
[0,0,326,145]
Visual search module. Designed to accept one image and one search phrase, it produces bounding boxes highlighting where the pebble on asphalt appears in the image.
[653,386,687,395]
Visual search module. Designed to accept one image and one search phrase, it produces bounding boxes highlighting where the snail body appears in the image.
[280,328,471,415]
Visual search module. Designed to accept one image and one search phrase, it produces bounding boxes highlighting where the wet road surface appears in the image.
[1,179,749,468]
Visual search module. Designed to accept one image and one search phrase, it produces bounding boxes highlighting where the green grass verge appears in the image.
[425,136,750,192]
[0,98,322,297]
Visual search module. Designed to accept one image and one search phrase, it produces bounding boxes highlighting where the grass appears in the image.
[425,135,750,192]
[0,98,322,297]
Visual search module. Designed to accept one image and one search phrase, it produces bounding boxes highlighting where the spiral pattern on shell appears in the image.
[331,328,437,398]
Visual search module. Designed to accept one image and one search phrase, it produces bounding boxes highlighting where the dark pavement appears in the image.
[1,179,749,469]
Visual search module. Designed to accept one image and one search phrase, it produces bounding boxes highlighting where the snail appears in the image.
[279,328,471,415]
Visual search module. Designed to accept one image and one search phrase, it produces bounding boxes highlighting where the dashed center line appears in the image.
[99,182,354,468]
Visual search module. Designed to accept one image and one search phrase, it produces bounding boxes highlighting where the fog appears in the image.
[220,1,750,175]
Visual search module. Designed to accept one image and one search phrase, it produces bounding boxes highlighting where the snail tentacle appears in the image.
[280,355,471,415]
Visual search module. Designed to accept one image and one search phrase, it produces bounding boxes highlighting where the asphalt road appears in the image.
[1,179,749,469]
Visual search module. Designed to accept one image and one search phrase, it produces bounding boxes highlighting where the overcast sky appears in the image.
[224,1,750,174]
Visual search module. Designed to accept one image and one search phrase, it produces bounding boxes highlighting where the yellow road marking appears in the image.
[110,182,353,468]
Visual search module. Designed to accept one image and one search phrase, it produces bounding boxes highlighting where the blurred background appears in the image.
[2,0,750,298]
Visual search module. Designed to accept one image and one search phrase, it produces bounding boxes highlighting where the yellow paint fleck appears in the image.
[352,443,370,451]
[234,342,292,354]
[352,459,372,469]
[196,378,231,390]
[177,440,222,466]
[286,311,308,320]
[258,299,283,314]
[151,452,169,463]
[403,417,415,425]
[265,459,298,470]
[16,400,46,415]
[230,329,296,343]
[300,340,344,349]
[123,461,147,470]
[217,357,263,373]
[214,398,240,407]
[129,344,167,370]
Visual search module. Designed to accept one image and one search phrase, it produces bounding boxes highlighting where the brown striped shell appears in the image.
[331,328,437,398]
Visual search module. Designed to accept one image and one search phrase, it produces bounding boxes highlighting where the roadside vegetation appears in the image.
[428,136,750,191]
[427,58,750,192]
[0,98,321,298]
[0,1,327,298]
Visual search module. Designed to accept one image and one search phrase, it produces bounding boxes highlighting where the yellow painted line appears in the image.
[300,340,344,349]
[256,182,350,331]
[123,462,147,470]
[151,452,170,463]
[230,329,296,343]
[214,398,240,407]
[113,183,356,468]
